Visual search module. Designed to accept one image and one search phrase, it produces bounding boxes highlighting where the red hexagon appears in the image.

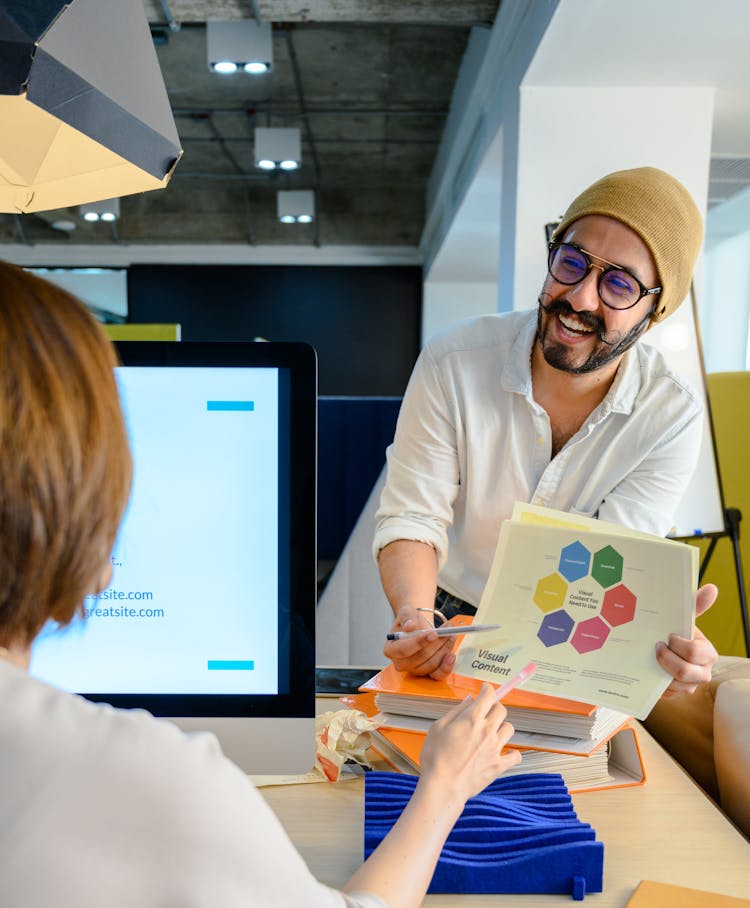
[601,584,636,627]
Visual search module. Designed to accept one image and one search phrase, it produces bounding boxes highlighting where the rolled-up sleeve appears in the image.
[373,344,460,569]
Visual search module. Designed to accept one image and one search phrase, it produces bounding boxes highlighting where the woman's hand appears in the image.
[420,682,522,802]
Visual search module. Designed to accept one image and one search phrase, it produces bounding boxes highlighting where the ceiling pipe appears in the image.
[173,106,449,119]
[159,0,180,32]
[206,116,246,174]
[248,0,263,28]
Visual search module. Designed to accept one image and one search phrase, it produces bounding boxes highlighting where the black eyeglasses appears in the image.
[547,242,661,311]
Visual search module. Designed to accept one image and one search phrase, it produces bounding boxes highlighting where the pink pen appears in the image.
[495,661,537,700]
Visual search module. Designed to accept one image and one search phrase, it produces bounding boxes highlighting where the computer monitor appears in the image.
[30,341,317,774]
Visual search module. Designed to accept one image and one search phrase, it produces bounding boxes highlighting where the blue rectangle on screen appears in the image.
[207,660,255,671]
[206,401,254,412]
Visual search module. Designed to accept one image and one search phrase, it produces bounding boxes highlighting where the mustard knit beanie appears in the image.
[551,167,703,322]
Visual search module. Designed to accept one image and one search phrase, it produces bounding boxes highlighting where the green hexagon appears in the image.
[533,572,568,613]
[591,545,623,588]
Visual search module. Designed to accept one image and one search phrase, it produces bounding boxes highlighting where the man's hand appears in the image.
[383,605,456,680]
[656,583,719,698]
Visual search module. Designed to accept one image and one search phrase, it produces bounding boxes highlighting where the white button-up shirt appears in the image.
[374,310,703,606]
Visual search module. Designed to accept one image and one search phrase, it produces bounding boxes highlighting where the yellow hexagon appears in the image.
[533,572,568,613]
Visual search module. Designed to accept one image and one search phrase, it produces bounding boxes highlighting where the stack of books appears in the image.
[358,659,645,792]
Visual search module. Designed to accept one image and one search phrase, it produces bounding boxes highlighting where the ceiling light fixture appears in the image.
[277,190,315,224]
[255,128,301,172]
[207,20,273,76]
[80,198,120,223]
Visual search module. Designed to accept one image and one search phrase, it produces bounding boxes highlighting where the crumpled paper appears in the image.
[314,708,384,782]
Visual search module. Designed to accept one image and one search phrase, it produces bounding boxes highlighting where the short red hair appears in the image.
[0,262,132,646]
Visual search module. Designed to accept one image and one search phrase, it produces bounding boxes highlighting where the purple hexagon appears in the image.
[571,616,611,654]
[537,609,575,647]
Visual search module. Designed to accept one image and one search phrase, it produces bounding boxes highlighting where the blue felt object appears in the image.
[364,772,604,899]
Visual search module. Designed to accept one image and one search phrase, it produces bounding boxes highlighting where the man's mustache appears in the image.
[538,295,610,344]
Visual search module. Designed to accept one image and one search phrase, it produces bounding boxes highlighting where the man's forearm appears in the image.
[378,539,439,617]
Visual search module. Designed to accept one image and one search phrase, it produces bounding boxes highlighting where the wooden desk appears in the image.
[260,723,750,906]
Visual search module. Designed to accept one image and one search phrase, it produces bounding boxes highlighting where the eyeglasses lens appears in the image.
[599,270,638,308]
[549,244,639,309]
[549,245,587,284]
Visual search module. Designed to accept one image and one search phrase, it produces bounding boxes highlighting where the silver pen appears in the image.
[386,623,502,641]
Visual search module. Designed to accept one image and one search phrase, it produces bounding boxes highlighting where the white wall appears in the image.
[422,280,498,345]
[510,85,714,314]
[703,231,750,372]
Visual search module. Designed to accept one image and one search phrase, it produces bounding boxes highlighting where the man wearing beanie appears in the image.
[375,166,719,700]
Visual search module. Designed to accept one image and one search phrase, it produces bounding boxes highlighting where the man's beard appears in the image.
[536,295,653,375]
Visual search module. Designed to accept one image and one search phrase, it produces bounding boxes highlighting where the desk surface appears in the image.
[260,722,750,906]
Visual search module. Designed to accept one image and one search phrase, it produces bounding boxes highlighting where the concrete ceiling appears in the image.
[0,0,498,250]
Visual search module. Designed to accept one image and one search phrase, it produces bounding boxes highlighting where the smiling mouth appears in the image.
[557,312,597,337]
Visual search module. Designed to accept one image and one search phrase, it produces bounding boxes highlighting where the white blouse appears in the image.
[0,660,385,908]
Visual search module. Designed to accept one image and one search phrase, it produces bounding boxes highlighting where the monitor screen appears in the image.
[30,341,317,774]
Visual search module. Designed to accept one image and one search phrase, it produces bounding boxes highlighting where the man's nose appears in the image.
[566,267,602,313]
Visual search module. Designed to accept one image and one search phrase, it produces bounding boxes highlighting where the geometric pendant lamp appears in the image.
[0,0,182,213]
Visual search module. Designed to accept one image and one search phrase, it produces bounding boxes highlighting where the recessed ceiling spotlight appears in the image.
[244,62,269,75]
[207,21,273,76]
[50,219,77,232]
[212,60,238,74]
[80,198,120,223]
[277,190,315,225]
[254,128,302,172]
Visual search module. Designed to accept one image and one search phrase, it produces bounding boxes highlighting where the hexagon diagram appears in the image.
[571,616,611,654]
[558,541,591,582]
[533,573,567,613]
[529,539,638,655]
[537,609,575,647]
[602,584,637,627]
[591,545,623,588]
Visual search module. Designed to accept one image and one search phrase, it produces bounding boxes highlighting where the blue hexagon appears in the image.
[558,541,591,582]
[537,609,575,647]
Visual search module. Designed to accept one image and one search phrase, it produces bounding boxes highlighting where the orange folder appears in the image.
[368,722,646,794]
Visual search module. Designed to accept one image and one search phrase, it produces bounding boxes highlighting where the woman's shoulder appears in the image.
[0,661,253,815]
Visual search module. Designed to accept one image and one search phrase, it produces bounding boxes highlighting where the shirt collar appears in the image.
[500,308,642,415]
